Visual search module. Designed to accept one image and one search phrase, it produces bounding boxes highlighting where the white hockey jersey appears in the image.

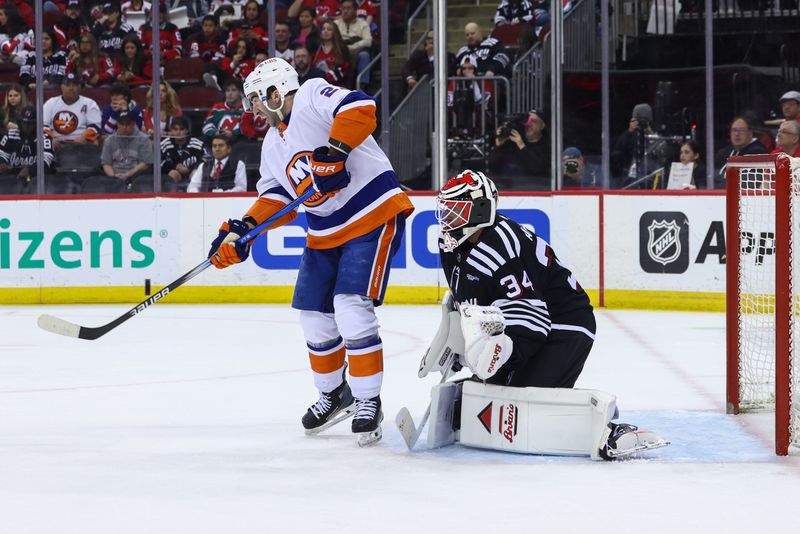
[42,95,102,142]
[255,78,413,249]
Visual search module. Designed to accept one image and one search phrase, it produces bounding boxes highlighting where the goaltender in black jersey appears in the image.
[404,170,668,460]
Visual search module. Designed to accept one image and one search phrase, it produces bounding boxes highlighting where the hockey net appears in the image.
[726,153,800,455]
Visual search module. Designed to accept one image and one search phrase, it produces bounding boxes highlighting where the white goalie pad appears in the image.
[427,381,463,449]
[458,381,616,460]
[418,291,464,378]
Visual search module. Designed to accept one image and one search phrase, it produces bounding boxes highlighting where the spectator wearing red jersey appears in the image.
[772,120,800,158]
[354,0,377,33]
[114,34,153,86]
[67,34,116,87]
[311,20,350,87]
[137,3,183,65]
[187,15,226,63]
[288,0,342,20]
[219,37,257,84]
[240,109,269,140]
[226,0,269,52]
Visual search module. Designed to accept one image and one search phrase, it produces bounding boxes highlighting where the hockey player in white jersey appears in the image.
[400,170,668,459]
[207,58,414,446]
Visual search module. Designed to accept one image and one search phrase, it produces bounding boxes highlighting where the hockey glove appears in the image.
[460,304,513,380]
[310,146,350,194]
[208,219,251,269]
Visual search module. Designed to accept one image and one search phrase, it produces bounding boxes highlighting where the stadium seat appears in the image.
[0,63,20,85]
[164,58,206,87]
[131,87,149,107]
[29,87,60,104]
[0,176,22,195]
[260,8,289,25]
[128,175,154,193]
[491,23,531,49]
[43,10,63,29]
[80,176,127,194]
[56,144,102,176]
[82,87,111,109]
[178,86,223,111]
[45,175,73,195]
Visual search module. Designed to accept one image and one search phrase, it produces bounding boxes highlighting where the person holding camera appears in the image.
[611,103,659,186]
[487,109,551,189]
[562,147,600,188]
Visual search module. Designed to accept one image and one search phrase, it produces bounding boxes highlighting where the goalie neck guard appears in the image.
[436,170,498,252]
[242,57,300,115]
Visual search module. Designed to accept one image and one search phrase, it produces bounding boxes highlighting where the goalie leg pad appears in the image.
[418,291,464,378]
[458,381,617,459]
[426,381,463,449]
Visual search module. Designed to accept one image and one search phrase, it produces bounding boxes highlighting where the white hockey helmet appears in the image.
[435,170,498,251]
[242,57,300,113]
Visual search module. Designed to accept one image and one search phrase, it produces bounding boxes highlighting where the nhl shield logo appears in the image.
[639,212,689,274]
[647,220,681,265]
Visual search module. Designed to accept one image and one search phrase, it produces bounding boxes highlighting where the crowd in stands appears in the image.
[0,0,381,194]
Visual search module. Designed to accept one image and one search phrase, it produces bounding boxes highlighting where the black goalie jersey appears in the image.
[439,214,596,365]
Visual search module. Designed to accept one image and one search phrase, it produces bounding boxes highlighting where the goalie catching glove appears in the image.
[208,219,251,269]
[460,304,513,380]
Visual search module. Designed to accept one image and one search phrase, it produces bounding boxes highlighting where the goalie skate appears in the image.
[599,423,670,460]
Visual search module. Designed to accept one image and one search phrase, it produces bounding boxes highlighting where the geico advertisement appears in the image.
[205,194,561,287]
[0,198,181,286]
[604,194,728,292]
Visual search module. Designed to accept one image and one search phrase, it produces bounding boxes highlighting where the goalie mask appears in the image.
[242,57,299,117]
[435,170,498,251]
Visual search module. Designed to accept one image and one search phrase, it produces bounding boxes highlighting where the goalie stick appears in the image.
[37,188,317,340]
[395,353,456,451]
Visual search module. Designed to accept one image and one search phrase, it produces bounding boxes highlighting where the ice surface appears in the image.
[0,305,797,533]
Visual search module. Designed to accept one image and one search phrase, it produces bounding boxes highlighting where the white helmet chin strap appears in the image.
[266,91,285,118]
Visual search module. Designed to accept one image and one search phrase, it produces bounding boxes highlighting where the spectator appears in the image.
[138,2,183,65]
[772,120,800,157]
[334,0,371,89]
[312,20,351,87]
[765,90,800,127]
[19,29,68,90]
[562,146,601,188]
[121,0,152,28]
[401,30,456,94]
[67,33,116,87]
[7,1,33,30]
[273,21,294,63]
[294,6,319,52]
[240,109,270,139]
[668,140,706,189]
[42,72,102,149]
[203,79,244,140]
[92,1,135,57]
[143,80,183,136]
[101,83,144,134]
[217,37,257,85]
[494,0,549,28]
[448,60,494,138]
[293,45,326,85]
[0,106,56,192]
[160,116,205,189]
[714,116,767,186]
[187,15,226,63]
[354,0,377,31]
[487,109,551,189]
[56,1,91,52]
[1,84,28,134]
[187,134,246,192]
[96,110,153,184]
[611,103,658,184]
[226,0,268,52]
[174,0,210,29]
[456,22,510,77]
[114,34,153,86]
[0,6,33,66]
[288,0,342,20]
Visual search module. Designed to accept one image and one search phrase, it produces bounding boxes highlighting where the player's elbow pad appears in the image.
[244,197,297,232]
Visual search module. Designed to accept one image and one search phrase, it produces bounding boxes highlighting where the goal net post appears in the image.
[726,153,799,456]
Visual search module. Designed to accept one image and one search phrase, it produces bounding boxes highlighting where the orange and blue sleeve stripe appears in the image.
[328,91,377,154]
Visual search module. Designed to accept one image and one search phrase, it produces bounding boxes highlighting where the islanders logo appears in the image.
[53,111,79,135]
[285,151,334,207]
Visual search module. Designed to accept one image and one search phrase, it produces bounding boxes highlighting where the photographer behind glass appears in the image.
[487,109,551,190]
[562,147,600,188]
[611,103,660,186]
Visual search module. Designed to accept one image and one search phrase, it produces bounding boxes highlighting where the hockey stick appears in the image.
[37,188,316,340]
[395,354,456,451]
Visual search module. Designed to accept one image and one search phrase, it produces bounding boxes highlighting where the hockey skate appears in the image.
[599,423,669,460]
[352,396,384,447]
[301,368,356,436]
